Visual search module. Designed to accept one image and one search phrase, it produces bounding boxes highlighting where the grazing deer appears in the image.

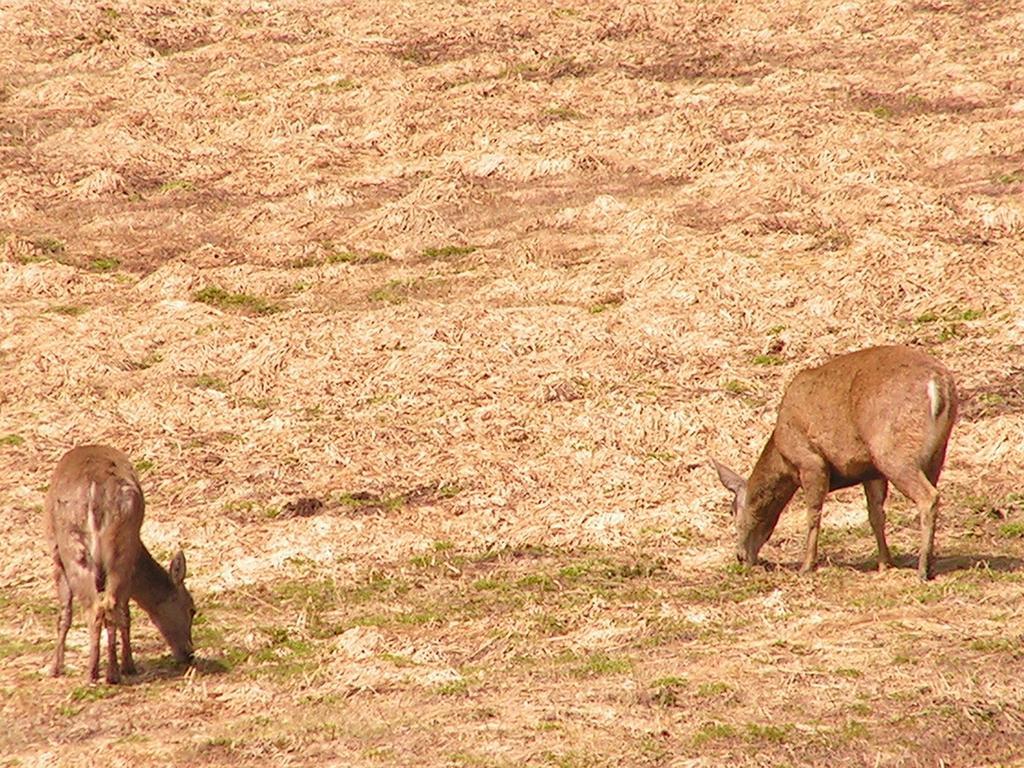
[714,345,957,581]
[44,445,195,683]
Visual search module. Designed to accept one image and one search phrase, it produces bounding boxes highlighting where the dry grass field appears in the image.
[3,0,1024,765]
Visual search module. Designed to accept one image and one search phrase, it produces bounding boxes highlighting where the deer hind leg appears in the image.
[863,478,892,572]
[94,593,121,684]
[51,552,73,677]
[105,619,119,684]
[884,466,940,581]
[798,461,830,573]
[87,600,104,682]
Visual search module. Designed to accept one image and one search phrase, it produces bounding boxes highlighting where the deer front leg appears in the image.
[799,464,829,573]
[119,605,136,676]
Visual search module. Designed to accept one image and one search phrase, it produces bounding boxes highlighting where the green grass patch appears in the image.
[251,629,313,662]
[915,307,982,323]
[998,521,1024,539]
[378,652,415,668]
[133,351,163,370]
[0,434,24,447]
[678,567,775,605]
[544,105,583,120]
[336,491,406,513]
[978,392,1005,407]
[472,578,502,591]
[325,251,360,264]
[646,450,675,463]
[300,242,391,267]
[436,482,461,498]
[134,458,155,473]
[194,285,280,315]
[651,675,688,688]
[752,354,784,366]
[516,572,557,591]
[421,244,476,260]
[327,250,390,265]
[745,723,794,743]
[447,751,513,768]
[962,493,990,513]
[89,257,120,272]
[696,681,731,697]
[650,676,687,707]
[531,613,568,636]
[408,540,468,569]
[566,651,633,679]
[692,720,793,747]
[968,636,1021,654]
[558,557,665,582]
[723,379,752,394]
[157,179,194,194]
[841,720,869,740]
[335,574,409,607]
[808,226,851,251]
[587,293,624,315]
[69,684,119,703]
[497,61,543,79]
[369,279,413,304]
[48,304,87,316]
[246,628,318,679]
[537,751,600,768]
[394,609,444,627]
[693,722,737,746]
[312,78,357,93]
[271,577,339,612]
[0,635,48,658]
[435,678,470,696]
[194,373,228,391]
[410,553,436,568]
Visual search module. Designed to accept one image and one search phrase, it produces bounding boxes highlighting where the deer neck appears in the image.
[745,433,799,537]
[131,545,175,614]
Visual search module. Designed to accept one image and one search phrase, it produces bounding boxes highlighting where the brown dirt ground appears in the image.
[3,0,1024,766]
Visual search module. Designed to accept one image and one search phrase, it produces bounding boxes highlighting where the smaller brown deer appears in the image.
[714,345,957,581]
[44,445,195,683]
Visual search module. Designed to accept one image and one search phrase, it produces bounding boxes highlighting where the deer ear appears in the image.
[713,460,746,495]
[169,550,187,585]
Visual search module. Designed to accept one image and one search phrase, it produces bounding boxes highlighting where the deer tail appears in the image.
[86,481,106,594]
[927,378,949,421]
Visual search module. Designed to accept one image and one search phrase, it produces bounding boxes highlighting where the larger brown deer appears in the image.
[714,345,957,581]
[44,445,195,683]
